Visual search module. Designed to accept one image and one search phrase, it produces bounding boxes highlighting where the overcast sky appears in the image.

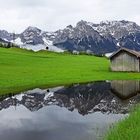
[0,0,140,33]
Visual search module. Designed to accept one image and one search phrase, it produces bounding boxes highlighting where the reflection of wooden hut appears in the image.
[111,80,140,99]
[110,48,140,72]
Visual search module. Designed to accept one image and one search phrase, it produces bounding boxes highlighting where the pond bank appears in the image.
[105,105,140,140]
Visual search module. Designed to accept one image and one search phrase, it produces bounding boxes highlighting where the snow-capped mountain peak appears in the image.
[0,20,140,54]
[23,26,42,33]
[91,20,140,39]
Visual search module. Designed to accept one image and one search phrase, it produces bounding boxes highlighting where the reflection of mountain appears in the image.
[52,82,140,115]
[0,81,140,115]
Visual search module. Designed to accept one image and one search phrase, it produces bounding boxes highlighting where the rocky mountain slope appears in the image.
[90,20,140,39]
[0,20,140,54]
[53,21,118,54]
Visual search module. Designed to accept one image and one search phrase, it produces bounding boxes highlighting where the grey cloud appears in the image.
[0,0,139,32]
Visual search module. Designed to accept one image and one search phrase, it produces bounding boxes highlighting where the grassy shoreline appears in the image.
[1,47,140,95]
[105,105,140,140]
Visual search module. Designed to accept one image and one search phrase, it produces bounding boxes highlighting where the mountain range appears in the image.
[0,20,140,55]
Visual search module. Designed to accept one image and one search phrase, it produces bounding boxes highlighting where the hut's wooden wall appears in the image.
[110,51,139,72]
[111,80,140,99]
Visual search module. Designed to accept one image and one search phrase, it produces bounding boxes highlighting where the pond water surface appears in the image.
[0,80,140,140]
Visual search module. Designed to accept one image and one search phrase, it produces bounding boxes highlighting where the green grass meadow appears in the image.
[105,106,140,140]
[0,47,140,94]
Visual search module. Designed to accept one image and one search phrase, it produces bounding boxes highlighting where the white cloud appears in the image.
[0,0,139,33]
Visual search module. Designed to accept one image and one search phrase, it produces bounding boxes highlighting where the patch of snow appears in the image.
[105,52,113,57]
[18,40,64,52]
[43,37,64,53]
[117,42,120,47]
[14,94,24,101]
[24,88,47,94]
[137,41,140,45]
[44,92,54,100]
[73,50,79,54]
[43,38,53,45]
[111,32,115,36]
[44,86,64,100]
[14,37,23,45]
[3,38,9,42]
[20,44,46,52]
[45,32,55,36]
[49,45,64,53]
[49,86,64,93]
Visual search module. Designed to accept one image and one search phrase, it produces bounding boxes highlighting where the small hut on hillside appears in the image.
[110,48,140,72]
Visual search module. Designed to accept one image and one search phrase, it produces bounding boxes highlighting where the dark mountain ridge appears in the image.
[0,20,140,54]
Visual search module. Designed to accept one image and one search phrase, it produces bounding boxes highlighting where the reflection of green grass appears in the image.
[0,47,140,94]
[105,106,140,140]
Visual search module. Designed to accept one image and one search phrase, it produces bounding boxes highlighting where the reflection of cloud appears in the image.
[0,0,140,32]
[0,104,124,140]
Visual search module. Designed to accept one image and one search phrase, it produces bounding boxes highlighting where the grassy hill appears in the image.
[0,47,140,94]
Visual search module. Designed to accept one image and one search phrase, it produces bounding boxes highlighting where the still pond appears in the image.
[0,80,140,140]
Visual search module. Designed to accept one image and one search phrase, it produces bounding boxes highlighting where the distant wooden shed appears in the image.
[110,48,140,72]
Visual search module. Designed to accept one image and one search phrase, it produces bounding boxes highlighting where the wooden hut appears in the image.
[110,48,140,72]
[111,80,140,99]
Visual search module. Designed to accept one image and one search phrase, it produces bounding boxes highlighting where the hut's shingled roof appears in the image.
[110,47,140,59]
